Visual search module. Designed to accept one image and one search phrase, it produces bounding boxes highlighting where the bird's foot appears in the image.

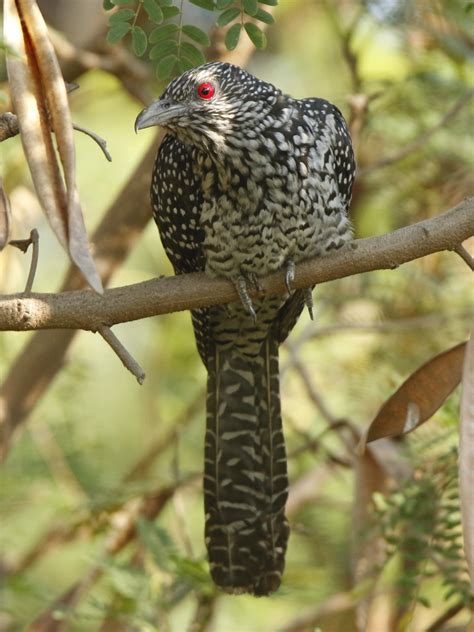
[233,275,257,321]
[285,260,295,295]
[304,288,314,320]
[248,272,264,294]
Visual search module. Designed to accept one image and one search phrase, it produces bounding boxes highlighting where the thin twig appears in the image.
[72,122,112,162]
[453,243,474,270]
[24,228,39,292]
[0,110,112,161]
[98,325,145,384]
[425,598,471,631]
[9,228,40,292]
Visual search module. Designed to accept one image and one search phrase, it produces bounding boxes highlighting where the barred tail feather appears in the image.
[204,336,289,596]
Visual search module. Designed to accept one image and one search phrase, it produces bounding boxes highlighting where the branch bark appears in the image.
[0,198,472,332]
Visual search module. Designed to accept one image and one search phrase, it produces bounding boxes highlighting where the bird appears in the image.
[135,61,355,596]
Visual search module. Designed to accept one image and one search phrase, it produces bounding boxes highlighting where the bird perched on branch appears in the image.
[135,62,355,596]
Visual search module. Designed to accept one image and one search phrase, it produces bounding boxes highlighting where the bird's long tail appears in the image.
[204,335,289,596]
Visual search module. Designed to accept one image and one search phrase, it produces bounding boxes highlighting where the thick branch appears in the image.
[0,198,472,332]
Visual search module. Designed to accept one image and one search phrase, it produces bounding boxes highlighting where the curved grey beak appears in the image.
[134,99,187,132]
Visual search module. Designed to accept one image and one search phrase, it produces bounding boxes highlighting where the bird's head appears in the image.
[134,62,279,151]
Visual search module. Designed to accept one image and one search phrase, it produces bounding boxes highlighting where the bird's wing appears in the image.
[276,98,356,343]
[300,97,356,210]
[153,135,211,364]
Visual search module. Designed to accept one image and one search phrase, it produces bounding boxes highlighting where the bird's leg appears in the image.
[285,260,314,320]
[248,272,264,294]
[304,288,314,320]
[233,275,257,321]
[285,260,295,295]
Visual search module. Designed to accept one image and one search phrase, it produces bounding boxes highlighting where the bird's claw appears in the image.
[248,272,263,294]
[234,275,257,321]
[304,288,314,320]
[285,261,295,295]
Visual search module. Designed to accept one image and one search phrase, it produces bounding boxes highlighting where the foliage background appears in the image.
[0,0,473,630]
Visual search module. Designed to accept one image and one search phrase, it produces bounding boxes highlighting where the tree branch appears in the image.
[0,198,472,333]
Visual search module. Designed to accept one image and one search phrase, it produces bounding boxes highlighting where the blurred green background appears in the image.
[1,0,473,630]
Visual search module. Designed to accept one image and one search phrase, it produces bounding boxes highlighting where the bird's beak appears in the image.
[134,99,187,132]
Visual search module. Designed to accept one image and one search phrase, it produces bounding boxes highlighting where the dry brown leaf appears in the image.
[459,333,474,591]
[3,0,102,293]
[366,342,466,443]
[0,177,12,250]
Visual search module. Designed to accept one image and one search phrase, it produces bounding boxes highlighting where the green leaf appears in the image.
[182,24,211,46]
[106,22,132,44]
[178,57,195,73]
[162,5,180,18]
[112,0,132,4]
[243,0,258,16]
[180,41,206,66]
[254,7,274,24]
[224,22,241,50]
[103,0,115,10]
[244,22,267,48]
[158,0,173,5]
[259,0,277,5]
[132,26,148,56]
[189,0,215,9]
[149,39,178,59]
[108,8,135,24]
[150,23,179,43]
[216,7,240,26]
[215,0,233,7]
[156,54,178,79]
[143,0,164,22]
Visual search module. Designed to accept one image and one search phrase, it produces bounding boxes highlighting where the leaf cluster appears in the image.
[373,447,471,610]
[103,0,277,79]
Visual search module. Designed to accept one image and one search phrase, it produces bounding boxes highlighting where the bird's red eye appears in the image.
[197,82,215,100]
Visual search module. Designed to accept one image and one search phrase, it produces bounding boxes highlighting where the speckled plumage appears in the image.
[136,62,355,596]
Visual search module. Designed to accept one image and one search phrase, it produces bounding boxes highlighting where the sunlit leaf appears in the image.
[182,24,211,47]
[178,57,195,73]
[107,21,132,43]
[149,23,179,43]
[254,7,275,24]
[180,41,206,66]
[243,0,258,17]
[244,22,267,48]
[156,54,178,79]
[149,39,178,59]
[216,0,233,8]
[143,0,164,23]
[132,26,147,56]
[224,22,241,50]
[217,7,240,26]
[107,8,135,24]
[366,342,466,443]
[459,334,474,590]
[103,0,115,9]
[161,5,180,18]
